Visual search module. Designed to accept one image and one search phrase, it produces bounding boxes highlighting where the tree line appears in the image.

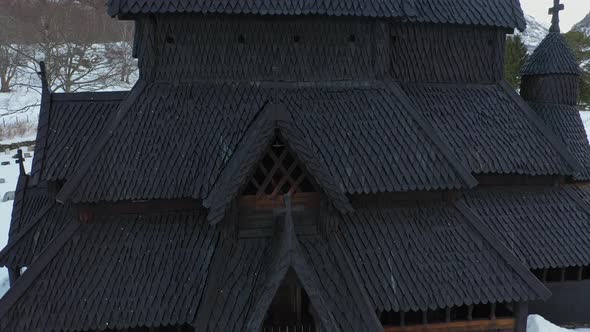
[505,31,590,107]
[0,0,136,98]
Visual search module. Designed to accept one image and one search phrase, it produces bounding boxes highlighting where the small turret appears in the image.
[519,0,590,180]
[520,0,581,105]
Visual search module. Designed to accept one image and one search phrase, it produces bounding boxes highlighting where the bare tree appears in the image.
[0,4,26,93]
[0,0,137,123]
[11,0,121,93]
[105,22,137,84]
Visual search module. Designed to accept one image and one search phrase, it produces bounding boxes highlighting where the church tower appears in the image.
[520,0,590,180]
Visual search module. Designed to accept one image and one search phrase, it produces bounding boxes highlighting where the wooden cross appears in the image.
[273,194,305,219]
[16,149,25,176]
[549,0,565,33]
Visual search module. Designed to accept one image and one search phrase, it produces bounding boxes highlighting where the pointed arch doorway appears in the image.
[262,268,318,332]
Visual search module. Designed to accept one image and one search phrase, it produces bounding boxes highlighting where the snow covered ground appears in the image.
[581,112,590,141]
[528,315,590,332]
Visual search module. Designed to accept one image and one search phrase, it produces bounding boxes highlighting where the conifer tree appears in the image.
[504,35,529,89]
[564,31,590,107]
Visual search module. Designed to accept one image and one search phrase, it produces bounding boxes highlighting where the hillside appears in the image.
[572,12,590,35]
[517,14,549,53]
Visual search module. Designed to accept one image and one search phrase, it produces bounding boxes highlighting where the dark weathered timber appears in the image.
[132,17,507,84]
[530,103,590,181]
[529,280,590,325]
[521,32,581,76]
[338,201,549,313]
[463,185,590,270]
[402,81,578,176]
[6,0,590,330]
[0,210,218,331]
[383,319,516,332]
[106,0,527,32]
[521,75,580,105]
[519,23,589,182]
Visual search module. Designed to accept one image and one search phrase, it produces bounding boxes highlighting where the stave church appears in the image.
[0,0,589,331]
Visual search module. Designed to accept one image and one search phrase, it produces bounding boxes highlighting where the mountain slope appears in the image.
[572,13,590,35]
[517,14,549,53]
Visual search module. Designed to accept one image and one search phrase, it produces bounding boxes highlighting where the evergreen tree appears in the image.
[564,31,590,107]
[504,35,529,89]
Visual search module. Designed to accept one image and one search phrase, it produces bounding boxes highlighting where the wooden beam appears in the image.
[383,318,515,332]
[514,303,528,332]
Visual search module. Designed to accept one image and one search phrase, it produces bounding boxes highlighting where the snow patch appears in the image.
[0,134,38,146]
[581,112,590,141]
[528,315,590,332]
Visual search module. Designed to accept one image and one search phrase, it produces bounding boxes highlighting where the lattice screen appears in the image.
[243,137,315,196]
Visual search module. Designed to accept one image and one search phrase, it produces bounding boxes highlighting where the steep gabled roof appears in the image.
[464,186,590,270]
[32,91,126,183]
[401,81,579,176]
[240,196,381,331]
[195,196,382,331]
[58,82,269,203]
[521,32,581,76]
[193,237,271,331]
[107,0,526,31]
[338,201,550,312]
[204,104,354,224]
[0,209,219,331]
[56,81,476,205]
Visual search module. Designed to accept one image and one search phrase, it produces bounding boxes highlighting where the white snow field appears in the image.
[528,315,590,332]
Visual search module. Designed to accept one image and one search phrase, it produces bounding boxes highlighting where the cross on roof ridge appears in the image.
[549,0,565,33]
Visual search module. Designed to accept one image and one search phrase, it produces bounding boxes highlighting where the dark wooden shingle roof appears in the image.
[107,0,526,30]
[338,202,549,312]
[0,178,69,268]
[464,186,590,270]
[32,92,126,183]
[401,82,579,176]
[55,82,477,205]
[0,209,219,332]
[521,32,581,76]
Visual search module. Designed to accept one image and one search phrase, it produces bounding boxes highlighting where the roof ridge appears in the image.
[244,197,341,331]
[454,200,551,301]
[276,115,354,212]
[386,83,478,189]
[204,101,353,225]
[192,236,236,329]
[499,80,581,174]
[31,80,53,185]
[202,102,276,224]
[56,80,148,203]
[107,0,526,30]
[51,91,129,102]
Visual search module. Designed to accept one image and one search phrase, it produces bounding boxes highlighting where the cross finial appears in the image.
[549,0,565,33]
